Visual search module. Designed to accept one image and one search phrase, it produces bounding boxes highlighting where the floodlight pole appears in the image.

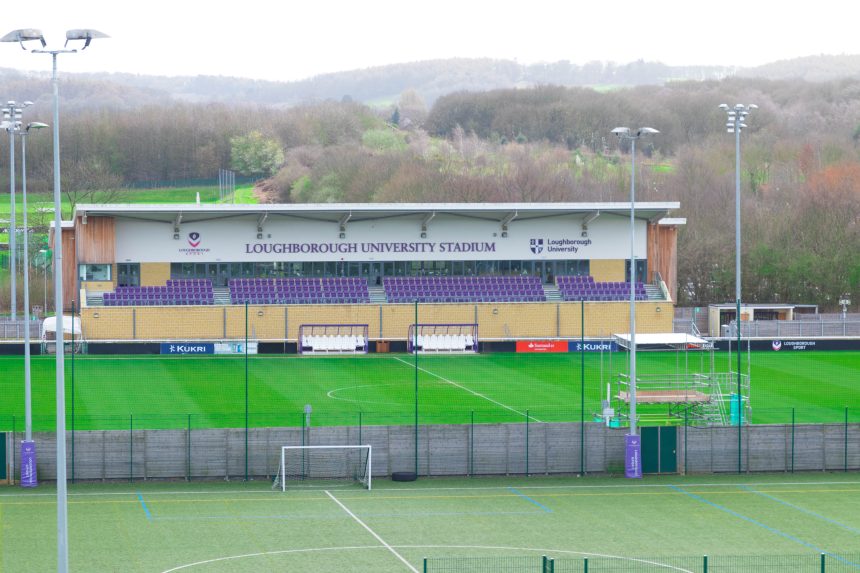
[19,122,48,442]
[48,49,71,573]
[3,27,108,573]
[720,103,755,473]
[4,104,18,321]
[3,100,33,322]
[611,127,659,439]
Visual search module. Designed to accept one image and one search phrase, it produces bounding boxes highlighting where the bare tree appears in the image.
[61,158,125,217]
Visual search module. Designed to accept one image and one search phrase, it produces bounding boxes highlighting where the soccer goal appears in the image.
[273,445,372,491]
[299,324,369,354]
[407,323,478,353]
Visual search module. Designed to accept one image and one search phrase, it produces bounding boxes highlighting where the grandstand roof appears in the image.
[72,202,683,225]
[613,333,712,350]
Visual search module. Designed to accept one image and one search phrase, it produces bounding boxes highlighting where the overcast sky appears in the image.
[3,0,858,82]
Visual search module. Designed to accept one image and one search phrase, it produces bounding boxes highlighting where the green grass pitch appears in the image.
[1,350,859,431]
[2,473,860,571]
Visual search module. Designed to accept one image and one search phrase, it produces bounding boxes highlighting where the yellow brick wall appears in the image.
[590,259,626,282]
[80,301,675,341]
[135,307,223,339]
[140,263,170,287]
[80,307,135,340]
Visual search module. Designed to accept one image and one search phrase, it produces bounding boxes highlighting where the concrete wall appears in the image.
[79,301,674,341]
[8,422,858,482]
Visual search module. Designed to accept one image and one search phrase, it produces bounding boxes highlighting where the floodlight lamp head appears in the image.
[611,127,630,137]
[718,104,729,110]
[26,121,49,131]
[636,127,659,136]
[0,29,46,49]
[65,29,109,49]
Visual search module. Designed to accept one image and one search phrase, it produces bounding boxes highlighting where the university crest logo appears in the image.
[771,340,782,351]
[530,239,544,254]
[188,232,201,248]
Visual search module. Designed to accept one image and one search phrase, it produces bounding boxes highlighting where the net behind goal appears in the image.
[273,445,372,491]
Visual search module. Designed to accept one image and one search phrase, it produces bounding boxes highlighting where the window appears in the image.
[78,264,111,282]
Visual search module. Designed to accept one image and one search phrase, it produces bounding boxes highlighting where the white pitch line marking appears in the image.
[392,355,543,422]
[325,490,419,573]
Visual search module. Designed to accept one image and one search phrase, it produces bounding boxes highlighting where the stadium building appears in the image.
[55,202,684,348]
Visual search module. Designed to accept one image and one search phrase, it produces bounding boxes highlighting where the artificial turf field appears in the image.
[1,350,859,431]
[2,473,860,572]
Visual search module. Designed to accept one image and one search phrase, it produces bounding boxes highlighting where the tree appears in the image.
[61,158,125,218]
[230,131,285,177]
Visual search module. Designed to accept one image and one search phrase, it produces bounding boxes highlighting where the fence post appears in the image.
[245,301,249,482]
[423,557,427,573]
[470,410,474,477]
[71,299,75,485]
[703,555,708,573]
[580,299,585,475]
[129,414,134,483]
[525,410,530,476]
[821,552,826,573]
[684,408,688,475]
[186,414,191,481]
[845,407,849,473]
[358,411,362,446]
[791,408,795,473]
[584,557,588,573]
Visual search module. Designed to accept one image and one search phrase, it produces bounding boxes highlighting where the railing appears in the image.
[0,319,41,340]
[424,552,860,572]
[737,319,860,338]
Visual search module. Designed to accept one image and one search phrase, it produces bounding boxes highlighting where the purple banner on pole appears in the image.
[625,434,642,479]
[20,440,37,488]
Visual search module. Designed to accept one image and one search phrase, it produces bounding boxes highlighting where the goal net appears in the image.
[407,323,478,353]
[299,324,369,354]
[273,445,372,491]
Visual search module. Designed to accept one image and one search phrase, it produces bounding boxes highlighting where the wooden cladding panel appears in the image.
[647,223,678,301]
[62,228,76,311]
[76,216,115,264]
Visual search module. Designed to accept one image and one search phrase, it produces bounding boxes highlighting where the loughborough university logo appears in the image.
[529,239,544,254]
[188,232,201,248]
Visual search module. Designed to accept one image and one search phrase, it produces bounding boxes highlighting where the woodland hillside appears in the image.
[1,70,859,310]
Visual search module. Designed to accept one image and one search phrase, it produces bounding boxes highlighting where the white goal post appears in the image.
[273,445,372,491]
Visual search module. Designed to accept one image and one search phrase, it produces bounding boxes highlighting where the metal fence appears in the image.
[0,319,40,340]
[737,320,860,338]
[3,419,858,482]
[425,553,860,572]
